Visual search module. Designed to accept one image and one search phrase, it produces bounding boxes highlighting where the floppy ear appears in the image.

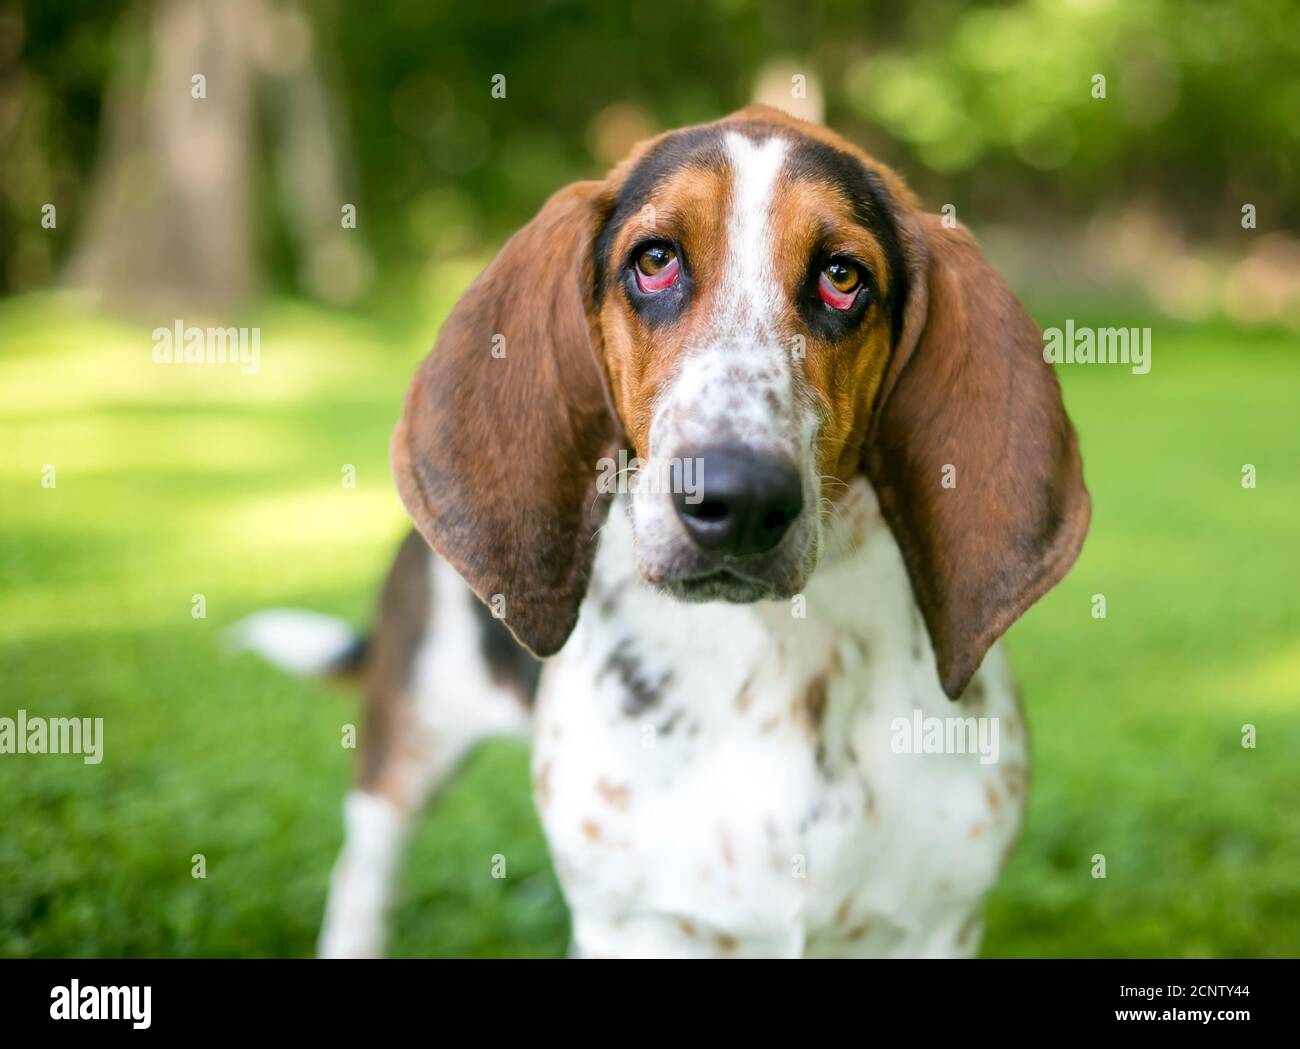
[865,213,1090,699]
[391,181,622,658]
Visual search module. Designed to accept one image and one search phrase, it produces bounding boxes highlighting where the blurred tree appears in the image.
[61,0,362,312]
[65,0,259,310]
[1,0,1296,310]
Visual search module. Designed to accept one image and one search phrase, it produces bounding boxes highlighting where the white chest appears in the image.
[532,491,1028,958]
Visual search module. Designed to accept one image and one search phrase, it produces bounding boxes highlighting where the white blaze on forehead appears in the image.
[719,131,788,340]
[645,131,801,462]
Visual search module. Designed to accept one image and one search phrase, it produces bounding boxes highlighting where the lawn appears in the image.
[1,289,1297,958]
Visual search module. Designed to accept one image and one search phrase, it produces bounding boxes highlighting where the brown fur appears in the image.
[865,213,1090,696]
[595,163,733,455]
[767,176,897,484]
[356,531,432,805]
[391,182,623,658]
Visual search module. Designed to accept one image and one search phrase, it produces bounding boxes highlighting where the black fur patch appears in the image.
[470,595,542,703]
[599,638,674,716]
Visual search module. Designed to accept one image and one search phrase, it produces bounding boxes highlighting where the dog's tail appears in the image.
[225,609,369,681]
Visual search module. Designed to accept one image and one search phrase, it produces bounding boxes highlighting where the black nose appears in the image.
[673,446,803,557]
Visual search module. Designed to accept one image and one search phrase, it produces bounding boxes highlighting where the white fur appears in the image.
[410,558,530,770]
[718,131,787,340]
[535,482,1026,958]
[226,609,359,676]
[318,791,406,959]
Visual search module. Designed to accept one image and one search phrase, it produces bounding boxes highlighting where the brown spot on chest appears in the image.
[596,778,631,811]
[1001,763,1027,799]
[793,673,829,735]
[735,678,756,714]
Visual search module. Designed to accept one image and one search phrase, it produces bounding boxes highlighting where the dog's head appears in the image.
[392,105,1089,698]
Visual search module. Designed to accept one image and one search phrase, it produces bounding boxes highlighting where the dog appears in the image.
[235,104,1089,958]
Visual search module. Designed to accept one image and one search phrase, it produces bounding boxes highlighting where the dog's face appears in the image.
[589,122,912,603]
[393,105,1090,698]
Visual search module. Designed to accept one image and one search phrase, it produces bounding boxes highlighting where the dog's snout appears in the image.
[673,446,802,557]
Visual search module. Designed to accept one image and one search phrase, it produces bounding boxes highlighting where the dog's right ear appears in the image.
[391,181,622,658]
[864,213,1090,700]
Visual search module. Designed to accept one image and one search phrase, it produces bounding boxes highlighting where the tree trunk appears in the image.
[66,0,260,313]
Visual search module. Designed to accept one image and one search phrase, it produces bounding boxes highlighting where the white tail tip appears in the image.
[226,609,363,677]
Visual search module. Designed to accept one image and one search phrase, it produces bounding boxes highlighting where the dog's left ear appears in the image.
[391,181,622,658]
[865,212,1090,699]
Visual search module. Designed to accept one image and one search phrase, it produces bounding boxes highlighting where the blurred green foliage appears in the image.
[3,0,1297,298]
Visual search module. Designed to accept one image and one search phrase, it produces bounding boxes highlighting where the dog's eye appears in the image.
[634,243,680,292]
[818,260,862,310]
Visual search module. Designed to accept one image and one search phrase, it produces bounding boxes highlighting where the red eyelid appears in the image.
[635,255,680,292]
[818,271,859,310]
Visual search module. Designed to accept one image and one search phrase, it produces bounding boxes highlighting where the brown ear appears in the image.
[391,181,621,657]
[865,214,1090,699]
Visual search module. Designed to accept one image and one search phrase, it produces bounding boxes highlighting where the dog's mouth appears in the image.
[655,565,793,604]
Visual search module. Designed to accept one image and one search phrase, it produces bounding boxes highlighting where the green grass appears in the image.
[1,291,1297,957]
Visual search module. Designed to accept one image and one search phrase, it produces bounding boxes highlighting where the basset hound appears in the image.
[239,104,1089,958]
